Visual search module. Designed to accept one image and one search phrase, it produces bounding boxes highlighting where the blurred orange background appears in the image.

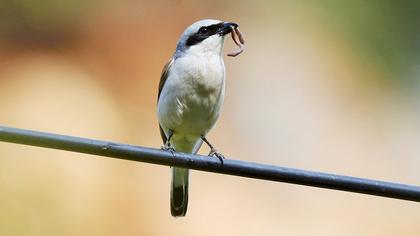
[0,1,419,235]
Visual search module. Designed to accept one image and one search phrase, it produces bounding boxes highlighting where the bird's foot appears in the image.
[208,149,225,166]
[201,135,225,166]
[161,129,175,152]
[161,145,176,167]
[161,144,176,153]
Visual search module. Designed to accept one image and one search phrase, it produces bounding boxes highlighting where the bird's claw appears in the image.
[161,145,175,153]
[161,145,176,168]
[208,149,225,166]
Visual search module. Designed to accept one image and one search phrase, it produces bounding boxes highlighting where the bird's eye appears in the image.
[198,27,209,34]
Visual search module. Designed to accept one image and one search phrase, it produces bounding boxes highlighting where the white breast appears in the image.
[157,53,226,142]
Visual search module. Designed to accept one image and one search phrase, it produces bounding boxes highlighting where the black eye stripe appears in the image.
[199,27,209,33]
[203,23,223,34]
[185,23,224,46]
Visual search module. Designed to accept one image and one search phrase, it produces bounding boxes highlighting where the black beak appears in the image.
[218,22,239,36]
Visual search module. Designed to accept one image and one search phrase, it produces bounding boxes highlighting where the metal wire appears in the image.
[0,125,419,202]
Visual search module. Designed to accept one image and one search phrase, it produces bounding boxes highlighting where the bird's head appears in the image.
[175,19,238,57]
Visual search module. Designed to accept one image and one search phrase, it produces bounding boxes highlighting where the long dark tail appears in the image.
[171,167,189,217]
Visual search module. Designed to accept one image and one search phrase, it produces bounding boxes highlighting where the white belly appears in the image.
[157,55,225,152]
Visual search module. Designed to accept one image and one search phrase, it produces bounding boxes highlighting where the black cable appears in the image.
[0,125,419,202]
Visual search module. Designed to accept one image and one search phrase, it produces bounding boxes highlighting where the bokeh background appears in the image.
[0,0,419,235]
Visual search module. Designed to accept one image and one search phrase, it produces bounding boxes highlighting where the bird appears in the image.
[157,19,239,217]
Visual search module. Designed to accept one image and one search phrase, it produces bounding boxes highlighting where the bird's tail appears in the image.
[170,139,202,217]
[171,167,189,217]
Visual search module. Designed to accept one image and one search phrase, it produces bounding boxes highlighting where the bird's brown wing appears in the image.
[158,58,174,144]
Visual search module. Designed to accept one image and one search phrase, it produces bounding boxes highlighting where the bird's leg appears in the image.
[162,129,175,152]
[201,135,225,164]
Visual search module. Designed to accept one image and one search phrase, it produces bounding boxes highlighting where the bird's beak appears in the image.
[218,22,239,36]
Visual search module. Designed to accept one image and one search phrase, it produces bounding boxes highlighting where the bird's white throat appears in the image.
[186,34,226,58]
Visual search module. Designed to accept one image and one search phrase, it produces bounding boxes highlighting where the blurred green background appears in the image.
[0,0,419,235]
